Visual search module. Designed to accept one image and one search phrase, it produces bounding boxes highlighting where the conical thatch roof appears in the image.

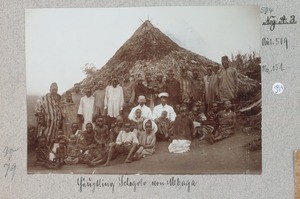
[79,20,218,91]
[72,20,260,105]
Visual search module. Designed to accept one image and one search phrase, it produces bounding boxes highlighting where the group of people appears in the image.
[31,55,238,168]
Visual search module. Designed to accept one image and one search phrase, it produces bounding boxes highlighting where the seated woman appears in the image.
[213,100,236,142]
[168,106,194,153]
[133,119,157,161]
[103,121,139,166]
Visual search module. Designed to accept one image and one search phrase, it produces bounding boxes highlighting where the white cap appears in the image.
[158,92,169,98]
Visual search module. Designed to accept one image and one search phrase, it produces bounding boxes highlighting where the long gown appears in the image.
[41,93,62,146]
[77,96,95,130]
[104,85,124,118]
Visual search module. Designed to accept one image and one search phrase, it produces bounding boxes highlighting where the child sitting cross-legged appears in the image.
[103,121,139,166]
[64,135,81,165]
[54,139,67,166]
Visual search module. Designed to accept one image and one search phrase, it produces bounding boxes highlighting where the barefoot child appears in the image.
[155,110,172,140]
[201,102,219,144]
[94,117,109,144]
[54,139,67,165]
[133,119,157,160]
[131,108,145,139]
[109,115,124,143]
[103,122,139,166]
[64,135,81,165]
[70,122,83,142]
[86,117,110,167]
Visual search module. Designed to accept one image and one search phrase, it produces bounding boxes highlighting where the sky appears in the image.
[26,6,260,96]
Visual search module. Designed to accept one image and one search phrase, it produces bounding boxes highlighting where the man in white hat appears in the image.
[128,95,152,121]
[152,92,176,122]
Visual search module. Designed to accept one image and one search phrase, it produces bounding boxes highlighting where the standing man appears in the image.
[144,72,156,110]
[153,73,166,105]
[203,66,213,107]
[207,65,220,104]
[179,67,193,106]
[72,83,84,129]
[134,77,148,104]
[191,69,205,105]
[61,91,77,135]
[121,74,135,118]
[77,89,95,130]
[218,56,238,102]
[165,70,181,107]
[93,81,106,117]
[104,78,124,127]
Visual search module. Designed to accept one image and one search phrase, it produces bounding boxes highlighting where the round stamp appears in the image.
[272,82,284,94]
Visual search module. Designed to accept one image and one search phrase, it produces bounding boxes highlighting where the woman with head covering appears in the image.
[133,119,157,161]
[37,82,63,147]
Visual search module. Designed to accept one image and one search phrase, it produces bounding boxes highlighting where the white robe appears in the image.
[104,85,124,118]
[77,96,95,130]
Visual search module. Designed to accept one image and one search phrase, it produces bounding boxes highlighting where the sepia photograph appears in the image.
[26,6,262,174]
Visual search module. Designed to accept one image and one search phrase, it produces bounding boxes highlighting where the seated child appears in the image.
[86,117,110,167]
[109,115,124,143]
[190,105,207,139]
[131,108,145,138]
[133,119,156,161]
[54,139,67,165]
[49,129,68,161]
[35,136,58,169]
[103,122,139,166]
[94,117,109,144]
[168,106,194,153]
[64,135,81,165]
[78,123,97,163]
[201,102,219,144]
[70,122,83,143]
[87,132,110,167]
[155,110,173,141]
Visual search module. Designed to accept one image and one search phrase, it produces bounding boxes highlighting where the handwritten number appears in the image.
[10,163,16,181]
[4,163,10,178]
[290,15,296,24]
[3,162,16,180]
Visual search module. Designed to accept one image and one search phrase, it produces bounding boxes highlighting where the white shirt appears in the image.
[128,104,152,121]
[77,96,95,130]
[152,104,176,122]
[115,130,139,145]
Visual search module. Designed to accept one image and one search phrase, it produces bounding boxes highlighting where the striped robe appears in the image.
[41,93,62,146]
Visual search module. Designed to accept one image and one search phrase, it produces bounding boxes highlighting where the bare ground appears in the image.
[27,130,261,175]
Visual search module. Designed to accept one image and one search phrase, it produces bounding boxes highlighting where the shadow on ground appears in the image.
[27,129,261,175]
